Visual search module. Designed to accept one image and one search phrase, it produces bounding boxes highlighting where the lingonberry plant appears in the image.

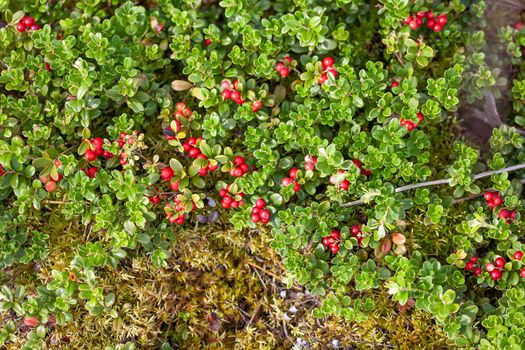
[1,0,525,348]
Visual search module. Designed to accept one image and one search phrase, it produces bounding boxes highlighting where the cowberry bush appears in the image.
[2,0,525,348]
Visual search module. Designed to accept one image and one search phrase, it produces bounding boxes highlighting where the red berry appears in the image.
[403,16,413,25]
[473,267,483,277]
[515,22,524,30]
[494,257,505,268]
[219,188,227,197]
[331,230,341,240]
[16,22,26,32]
[279,68,290,78]
[416,112,424,122]
[432,24,443,32]
[275,62,285,71]
[282,56,293,63]
[484,191,493,201]
[233,167,243,177]
[437,14,447,26]
[221,90,232,100]
[22,17,35,27]
[427,19,436,29]
[160,167,174,181]
[409,21,418,30]
[204,38,212,46]
[514,251,524,261]
[208,163,218,171]
[485,262,495,272]
[339,179,350,190]
[470,256,478,263]
[390,81,399,88]
[330,244,339,254]
[233,156,245,166]
[87,167,98,178]
[45,180,57,192]
[492,196,503,207]
[239,163,249,173]
[187,137,197,146]
[231,91,241,102]
[322,57,334,68]
[305,162,315,171]
[322,236,333,247]
[416,11,426,18]
[289,167,298,179]
[221,80,231,90]
[282,177,292,186]
[251,213,261,222]
[92,137,104,149]
[252,100,263,112]
[188,148,201,158]
[490,269,502,281]
[255,198,266,209]
[351,225,361,236]
[498,208,511,220]
[318,73,328,85]
[30,24,40,31]
[426,12,435,20]
[293,182,301,192]
[521,268,525,278]
[222,195,233,205]
[260,209,270,221]
[198,167,208,176]
[465,261,475,271]
[84,149,97,162]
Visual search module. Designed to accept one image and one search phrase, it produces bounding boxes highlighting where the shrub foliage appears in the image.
[1,0,525,348]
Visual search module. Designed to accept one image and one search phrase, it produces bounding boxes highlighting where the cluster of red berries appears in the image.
[352,159,372,177]
[164,199,189,225]
[84,137,113,162]
[16,16,39,33]
[221,80,244,105]
[164,103,189,140]
[351,225,364,246]
[484,191,502,209]
[81,167,98,179]
[304,155,317,171]
[322,230,341,254]
[400,112,424,131]
[182,136,204,158]
[483,256,507,281]
[174,102,193,119]
[329,170,350,190]
[229,156,250,177]
[403,11,447,32]
[484,191,517,223]
[251,198,271,224]
[147,194,160,205]
[464,256,483,277]
[318,57,337,84]
[275,56,293,78]
[39,163,63,192]
[281,168,301,192]
[218,185,244,209]
[466,252,525,281]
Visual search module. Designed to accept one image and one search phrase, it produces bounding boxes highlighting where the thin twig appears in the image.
[341,162,525,208]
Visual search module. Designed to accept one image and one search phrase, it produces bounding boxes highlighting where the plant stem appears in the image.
[341,162,525,208]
